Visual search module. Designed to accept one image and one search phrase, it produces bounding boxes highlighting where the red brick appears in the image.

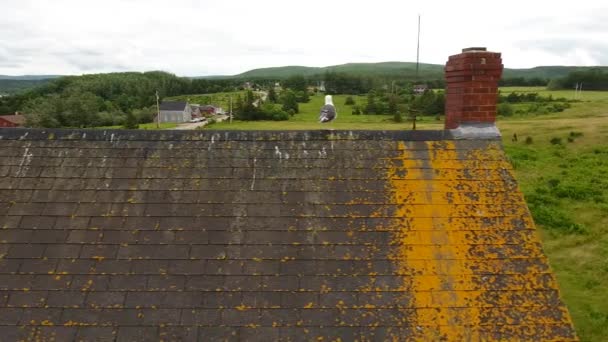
[444,48,503,129]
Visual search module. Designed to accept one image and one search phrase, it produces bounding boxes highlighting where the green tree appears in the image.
[283,75,307,92]
[388,95,398,114]
[364,92,377,114]
[123,111,139,129]
[345,96,355,105]
[268,87,278,103]
[295,90,309,103]
[497,103,514,116]
[280,90,299,114]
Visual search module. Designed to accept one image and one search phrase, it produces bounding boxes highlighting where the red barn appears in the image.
[199,105,217,115]
[0,114,25,127]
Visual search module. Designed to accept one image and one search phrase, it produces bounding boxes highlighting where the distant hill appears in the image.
[231,62,443,79]
[0,75,63,80]
[0,75,64,94]
[194,63,608,81]
[503,66,608,79]
[0,79,54,94]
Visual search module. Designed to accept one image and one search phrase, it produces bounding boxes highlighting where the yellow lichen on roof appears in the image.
[386,141,578,341]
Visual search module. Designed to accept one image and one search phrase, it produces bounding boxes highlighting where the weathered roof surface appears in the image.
[0,128,577,341]
[159,101,187,111]
[0,115,26,125]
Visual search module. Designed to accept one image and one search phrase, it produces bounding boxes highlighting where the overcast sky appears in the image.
[1,0,607,76]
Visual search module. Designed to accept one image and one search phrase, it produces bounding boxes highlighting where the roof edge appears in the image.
[0,128,502,142]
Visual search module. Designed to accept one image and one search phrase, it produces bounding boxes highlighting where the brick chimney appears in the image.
[444,47,503,129]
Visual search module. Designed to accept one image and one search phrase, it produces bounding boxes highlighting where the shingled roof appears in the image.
[159,101,188,111]
[0,128,577,341]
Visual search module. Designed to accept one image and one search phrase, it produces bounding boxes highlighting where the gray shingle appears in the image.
[0,128,577,341]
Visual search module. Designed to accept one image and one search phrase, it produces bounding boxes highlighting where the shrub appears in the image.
[393,112,403,123]
[123,112,139,129]
[552,183,602,200]
[530,204,586,234]
[547,178,560,188]
[352,106,361,115]
[525,136,533,144]
[497,103,514,116]
[295,91,310,103]
[570,131,584,138]
[344,96,355,105]
[550,137,562,145]
[272,112,289,121]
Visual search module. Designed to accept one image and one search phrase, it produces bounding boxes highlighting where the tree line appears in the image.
[0,72,240,127]
[547,68,608,90]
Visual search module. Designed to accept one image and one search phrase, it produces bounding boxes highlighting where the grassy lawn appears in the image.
[205,88,608,340]
[208,93,443,130]
[500,86,608,101]
[97,122,177,130]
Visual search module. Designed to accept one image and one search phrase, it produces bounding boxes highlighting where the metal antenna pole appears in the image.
[416,14,421,79]
[155,90,160,129]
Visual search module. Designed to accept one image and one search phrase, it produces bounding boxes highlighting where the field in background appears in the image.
[208,94,443,130]
[500,86,608,101]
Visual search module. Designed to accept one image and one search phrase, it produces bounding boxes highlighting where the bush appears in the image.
[497,103,514,116]
[529,204,586,234]
[550,137,562,145]
[272,112,289,121]
[345,96,355,105]
[352,106,361,115]
[393,112,403,123]
[552,183,602,200]
[295,91,310,103]
[123,112,139,129]
[570,131,584,138]
[280,90,299,114]
[260,103,289,121]
[525,136,533,145]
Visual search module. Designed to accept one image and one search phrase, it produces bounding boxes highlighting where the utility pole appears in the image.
[416,14,421,79]
[229,96,233,124]
[155,90,160,129]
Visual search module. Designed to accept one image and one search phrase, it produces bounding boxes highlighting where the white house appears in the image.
[159,101,192,123]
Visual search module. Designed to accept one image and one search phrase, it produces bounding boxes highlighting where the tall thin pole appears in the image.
[416,14,421,79]
[155,90,160,129]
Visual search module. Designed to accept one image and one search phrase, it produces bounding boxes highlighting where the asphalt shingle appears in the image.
[0,128,577,341]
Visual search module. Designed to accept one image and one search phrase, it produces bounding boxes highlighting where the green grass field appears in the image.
[500,86,608,101]
[208,93,443,130]
[204,87,608,340]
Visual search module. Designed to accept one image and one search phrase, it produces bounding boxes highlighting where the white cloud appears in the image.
[0,0,606,75]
